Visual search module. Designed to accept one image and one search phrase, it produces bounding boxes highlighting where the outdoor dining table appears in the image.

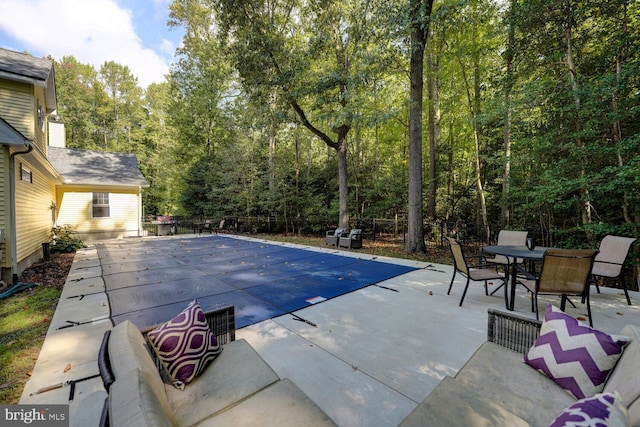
[481,245,552,311]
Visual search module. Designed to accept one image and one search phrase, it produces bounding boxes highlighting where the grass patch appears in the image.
[0,286,61,403]
[0,252,74,404]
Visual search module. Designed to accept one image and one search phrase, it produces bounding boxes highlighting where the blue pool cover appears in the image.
[100,236,418,329]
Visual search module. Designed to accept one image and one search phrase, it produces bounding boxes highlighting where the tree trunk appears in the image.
[502,3,515,228]
[406,0,434,253]
[427,54,439,220]
[612,2,632,224]
[472,13,489,241]
[564,1,591,227]
[338,135,349,228]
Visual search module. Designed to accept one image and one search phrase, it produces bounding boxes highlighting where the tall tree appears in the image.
[406,0,434,253]
[210,0,382,228]
[99,61,144,153]
[54,56,108,149]
[501,0,516,228]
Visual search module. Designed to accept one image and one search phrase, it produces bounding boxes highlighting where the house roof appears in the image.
[48,146,149,188]
[0,48,57,113]
[0,116,31,146]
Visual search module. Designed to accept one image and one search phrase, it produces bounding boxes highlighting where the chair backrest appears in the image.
[497,230,528,246]
[349,229,362,238]
[492,230,529,264]
[537,249,598,295]
[593,235,637,278]
[445,236,468,275]
[334,227,347,236]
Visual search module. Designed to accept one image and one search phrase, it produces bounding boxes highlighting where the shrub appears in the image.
[50,225,86,253]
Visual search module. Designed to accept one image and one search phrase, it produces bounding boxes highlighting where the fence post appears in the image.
[372,218,376,241]
[394,213,398,239]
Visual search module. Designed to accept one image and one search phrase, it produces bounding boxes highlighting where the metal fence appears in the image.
[141,215,638,291]
[143,216,496,249]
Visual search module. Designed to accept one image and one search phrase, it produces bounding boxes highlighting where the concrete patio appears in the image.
[19,234,640,426]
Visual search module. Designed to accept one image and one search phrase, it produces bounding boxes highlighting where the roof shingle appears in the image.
[47,146,149,188]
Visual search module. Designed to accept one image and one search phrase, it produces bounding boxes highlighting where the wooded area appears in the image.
[52,0,639,251]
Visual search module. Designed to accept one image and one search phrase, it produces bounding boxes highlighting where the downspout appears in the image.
[9,143,34,284]
[138,186,142,237]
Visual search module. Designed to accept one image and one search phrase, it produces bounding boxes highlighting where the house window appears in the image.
[92,192,110,218]
[20,163,32,183]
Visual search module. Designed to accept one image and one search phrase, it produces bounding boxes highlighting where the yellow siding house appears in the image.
[0,48,148,284]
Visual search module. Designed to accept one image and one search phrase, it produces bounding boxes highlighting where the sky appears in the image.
[0,0,184,89]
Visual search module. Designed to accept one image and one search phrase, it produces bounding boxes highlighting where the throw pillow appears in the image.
[147,300,222,389]
[525,304,629,400]
[548,391,629,427]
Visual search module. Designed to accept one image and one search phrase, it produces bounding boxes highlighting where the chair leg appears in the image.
[489,282,504,296]
[533,295,539,320]
[447,272,456,295]
[560,295,567,312]
[530,290,535,313]
[622,278,632,305]
[459,278,471,307]
[586,293,593,327]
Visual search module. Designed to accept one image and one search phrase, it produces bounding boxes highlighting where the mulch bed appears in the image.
[18,253,75,289]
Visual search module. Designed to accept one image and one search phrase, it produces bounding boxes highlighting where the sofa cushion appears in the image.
[197,379,337,426]
[525,305,629,400]
[109,320,166,395]
[399,376,529,427]
[604,325,640,426]
[109,368,174,427]
[147,300,222,389]
[453,341,574,426]
[548,391,629,427]
[165,338,280,426]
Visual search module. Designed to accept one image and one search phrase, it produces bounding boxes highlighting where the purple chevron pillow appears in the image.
[549,391,629,427]
[525,305,629,400]
[147,300,221,389]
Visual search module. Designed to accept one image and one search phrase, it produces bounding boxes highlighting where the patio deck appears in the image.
[18,234,640,426]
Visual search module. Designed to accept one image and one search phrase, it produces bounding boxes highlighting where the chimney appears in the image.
[48,119,65,148]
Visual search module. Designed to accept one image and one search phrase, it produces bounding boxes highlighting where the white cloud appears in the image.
[0,0,170,88]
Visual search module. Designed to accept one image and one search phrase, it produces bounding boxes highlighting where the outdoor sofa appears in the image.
[97,304,336,427]
[401,307,640,426]
[325,227,347,246]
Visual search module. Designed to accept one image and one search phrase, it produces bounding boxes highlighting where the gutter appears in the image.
[9,143,34,284]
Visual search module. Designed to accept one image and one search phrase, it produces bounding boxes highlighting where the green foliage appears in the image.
[50,226,86,254]
[50,0,640,244]
[0,286,61,403]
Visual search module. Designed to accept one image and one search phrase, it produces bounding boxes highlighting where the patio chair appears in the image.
[591,235,637,305]
[196,219,213,234]
[445,236,505,307]
[517,249,598,326]
[211,219,225,234]
[484,230,528,295]
[325,227,347,246]
[338,229,363,249]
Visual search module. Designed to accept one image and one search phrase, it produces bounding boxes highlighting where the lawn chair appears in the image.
[211,219,225,234]
[590,235,637,305]
[325,227,347,246]
[195,220,213,234]
[445,236,505,307]
[517,249,598,326]
[484,230,528,295]
[338,229,363,249]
